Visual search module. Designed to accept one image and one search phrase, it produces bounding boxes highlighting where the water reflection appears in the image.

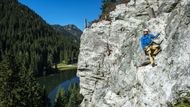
[48,77,80,106]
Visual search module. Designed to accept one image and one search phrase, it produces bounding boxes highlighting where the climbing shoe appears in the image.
[152,63,157,67]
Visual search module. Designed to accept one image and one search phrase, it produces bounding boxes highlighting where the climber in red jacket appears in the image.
[140,29,161,67]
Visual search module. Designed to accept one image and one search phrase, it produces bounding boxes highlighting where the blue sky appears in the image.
[19,0,102,30]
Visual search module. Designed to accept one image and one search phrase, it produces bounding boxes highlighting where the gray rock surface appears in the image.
[77,0,190,107]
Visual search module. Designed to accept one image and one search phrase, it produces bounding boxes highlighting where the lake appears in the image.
[48,77,80,106]
[38,70,77,93]
[38,70,80,106]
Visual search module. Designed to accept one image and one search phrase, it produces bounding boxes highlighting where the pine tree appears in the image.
[0,55,43,107]
[42,87,51,107]
[54,88,68,107]
[54,84,83,107]
[67,84,82,107]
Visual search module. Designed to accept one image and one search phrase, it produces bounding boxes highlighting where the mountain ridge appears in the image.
[52,24,82,41]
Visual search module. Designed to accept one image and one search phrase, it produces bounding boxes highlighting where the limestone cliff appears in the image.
[77,0,190,107]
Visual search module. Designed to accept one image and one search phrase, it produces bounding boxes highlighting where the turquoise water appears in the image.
[48,77,80,106]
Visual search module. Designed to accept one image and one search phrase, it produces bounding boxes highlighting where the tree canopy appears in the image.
[0,0,80,76]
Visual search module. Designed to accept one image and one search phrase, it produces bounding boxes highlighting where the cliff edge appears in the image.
[77,0,190,106]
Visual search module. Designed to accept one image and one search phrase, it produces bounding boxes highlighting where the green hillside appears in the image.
[0,0,80,76]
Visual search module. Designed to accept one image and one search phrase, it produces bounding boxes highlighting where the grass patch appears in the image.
[170,91,190,107]
[174,102,190,107]
[53,62,77,71]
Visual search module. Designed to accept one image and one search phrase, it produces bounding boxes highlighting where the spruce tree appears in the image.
[54,88,68,107]
[0,55,43,107]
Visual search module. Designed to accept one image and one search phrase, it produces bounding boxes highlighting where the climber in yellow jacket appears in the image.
[141,29,161,67]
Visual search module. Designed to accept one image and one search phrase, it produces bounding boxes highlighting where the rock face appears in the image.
[77,0,190,107]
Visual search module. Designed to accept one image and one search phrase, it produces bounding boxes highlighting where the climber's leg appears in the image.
[146,47,154,65]
[152,44,161,56]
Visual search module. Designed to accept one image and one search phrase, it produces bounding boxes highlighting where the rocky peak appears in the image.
[64,24,79,30]
[77,0,190,107]
[52,24,82,41]
[62,24,83,39]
